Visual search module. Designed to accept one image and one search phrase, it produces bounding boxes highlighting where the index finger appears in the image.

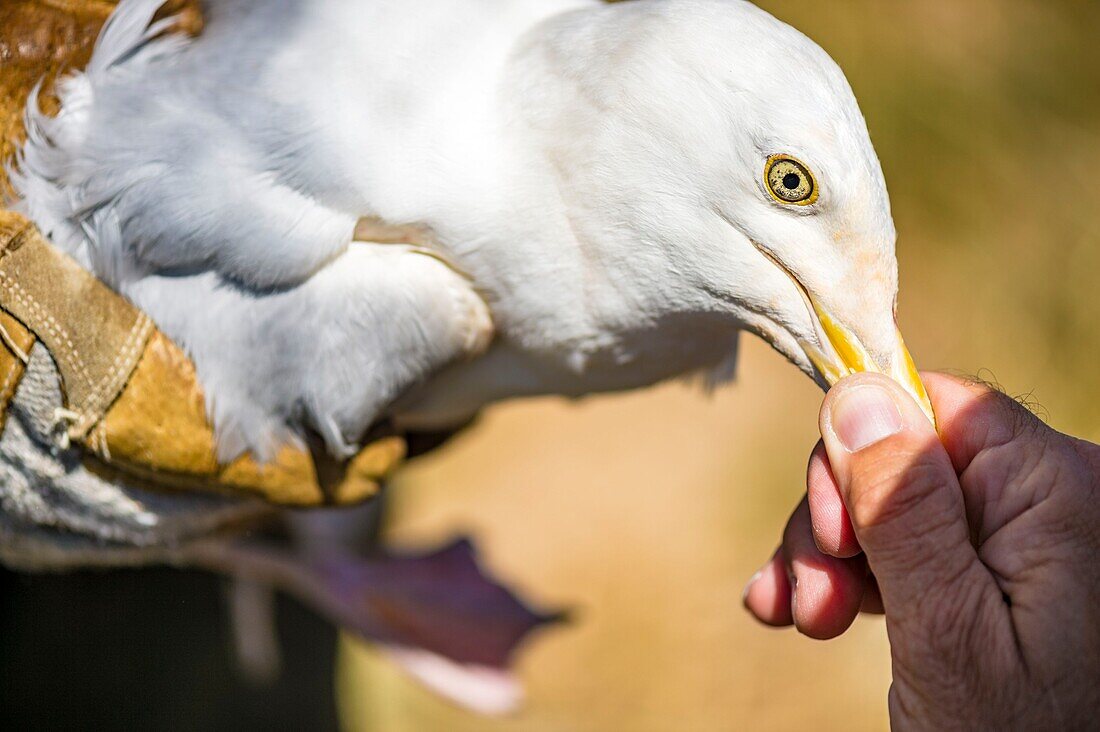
[806,440,861,558]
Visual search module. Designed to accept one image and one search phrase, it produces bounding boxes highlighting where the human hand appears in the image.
[743,372,1100,729]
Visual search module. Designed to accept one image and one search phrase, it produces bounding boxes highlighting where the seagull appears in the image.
[1,0,937,713]
[11,0,932,470]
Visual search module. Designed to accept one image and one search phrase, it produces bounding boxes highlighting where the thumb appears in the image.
[818,373,1000,623]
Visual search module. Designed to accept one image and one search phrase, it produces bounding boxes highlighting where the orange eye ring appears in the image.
[764,155,818,206]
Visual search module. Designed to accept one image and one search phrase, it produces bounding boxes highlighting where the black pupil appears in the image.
[782,172,802,190]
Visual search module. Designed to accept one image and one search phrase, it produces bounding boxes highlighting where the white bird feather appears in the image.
[10,0,911,465]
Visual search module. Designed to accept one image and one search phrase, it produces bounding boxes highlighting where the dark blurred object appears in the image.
[0,566,340,731]
[0,498,561,727]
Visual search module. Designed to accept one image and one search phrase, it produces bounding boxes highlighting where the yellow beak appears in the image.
[748,241,934,426]
[801,302,936,427]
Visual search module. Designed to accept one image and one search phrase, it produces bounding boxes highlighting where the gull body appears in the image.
[12,0,926,462]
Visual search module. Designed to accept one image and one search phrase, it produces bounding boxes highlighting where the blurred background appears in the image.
[342,1,1100,729]
[3,1,1099,730]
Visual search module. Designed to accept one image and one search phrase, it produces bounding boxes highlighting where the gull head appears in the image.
[514,0,933,420]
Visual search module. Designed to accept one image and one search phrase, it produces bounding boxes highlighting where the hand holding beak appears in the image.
[743,371,1100,729]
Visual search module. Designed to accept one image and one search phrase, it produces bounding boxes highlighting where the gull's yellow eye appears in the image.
[765,155,818,206]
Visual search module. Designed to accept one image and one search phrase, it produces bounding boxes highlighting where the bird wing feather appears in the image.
[10,0,495,459]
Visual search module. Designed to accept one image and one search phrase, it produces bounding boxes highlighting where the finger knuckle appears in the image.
[974,421,1090,521]
[848,452,952,537]
[963,386,1047,458]
[995,387,1054,449]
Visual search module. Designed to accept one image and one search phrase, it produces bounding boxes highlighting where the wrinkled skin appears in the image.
[744,372,1100,730]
